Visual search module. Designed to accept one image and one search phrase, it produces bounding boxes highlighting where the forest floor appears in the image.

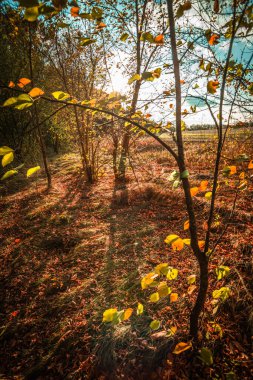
[0,137,252,379]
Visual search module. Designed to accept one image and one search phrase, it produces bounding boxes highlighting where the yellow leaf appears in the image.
[102,308,117,322]
[173,342,192,354]
[150,292,160,302]
[172,238,184,251]
[8,81,15,88]
[184,220,189,230]
[1,169,18,181]
[183,238,191,245]
[71,6,79,17]
[2,152,14,167]
[190,187,199,197]
[137,302,144,315]
[187,274,196,284]
[123,308,133,321]
[248,160,253,169]
[205,191,212,200]
[164,234,180,245]
[198,240,205,249]
[170,293,178,302]
[154,34,164,45]
[141,272,158,289]
[199,180,208,192]
[17,78,31,88]
[239,172,245,180]
[0,146,14,155]
[26,166,41,177]
[158,282,171,298]
[29,87,45,98]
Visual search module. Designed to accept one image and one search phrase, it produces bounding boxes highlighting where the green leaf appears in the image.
[79,13,92,20]
[137,302,144,315]
[27,166,41,177]
[168,170,180,182]
[24,6,39,22]
[150,320,160,330]
[2,152,14,167]
[150,292,160,302]
[155,263,169,275]
[128,74,141,85]
[79,38,97,47]
[216,266,230,280]
[13,94,33,110]
[120,33,129,42]
[1,170,18,181]
[0,146,14,156]
[199,347,213,366]
[52,91,70,101]
[140,32,154,43]
[180,170,189,179]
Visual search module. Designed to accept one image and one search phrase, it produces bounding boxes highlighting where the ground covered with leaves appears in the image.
[0,139,252,379]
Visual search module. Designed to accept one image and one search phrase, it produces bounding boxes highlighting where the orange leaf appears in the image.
[203,221,208,231]
[173,342,192,354]
[228,165,236,175]
[171,238,184,251]
[17,78,31,88]
[184,220,189,230]
[96,22,106,30]
[170,293,178,302]
[169,104,173,108]
[180,80,185,84]
[71,6,79,17]
[190,187,199,197]
[11,310,19,317]
[29,87,45,98]
[123,308,133,321]
[198,240,205,249]
[8,81,15,88]
[154,34,164,45]
[15,238,21,244]
[199,180,208,192]
[248,160,253,169]
[209,34,220,45]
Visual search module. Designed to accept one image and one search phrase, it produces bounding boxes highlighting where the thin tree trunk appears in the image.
[29,25,51,189]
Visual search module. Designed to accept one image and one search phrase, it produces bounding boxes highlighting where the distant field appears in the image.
[160,127,253,142]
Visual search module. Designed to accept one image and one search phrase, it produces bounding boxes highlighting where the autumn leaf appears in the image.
[184,220,189,230]
[173,342,192,354]
[207,80,219,94]
[29,87,45,98]
[248,160,253,169]
[123,308,133,320]
[137,302,144,315]
[8,81,15,88]
[27,166,41,177]
[102,308,118,322]
[96,22,106,30]
[172,238,184,251]
[228,165,236,175]
[154,34,164,45]
[71,6,79,17]
[170,293,178,302]
[17,78,31,88]
[190,187,199,197]
[199,180,208,192]
[2,152,14,167]
[205,191,212,200]
[209,34,220,45]
[198,240,205,250]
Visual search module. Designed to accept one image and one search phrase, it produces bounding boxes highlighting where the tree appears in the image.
[1,0,253,343]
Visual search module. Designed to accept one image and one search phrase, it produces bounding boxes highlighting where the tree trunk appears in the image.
[190,256,209,339]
